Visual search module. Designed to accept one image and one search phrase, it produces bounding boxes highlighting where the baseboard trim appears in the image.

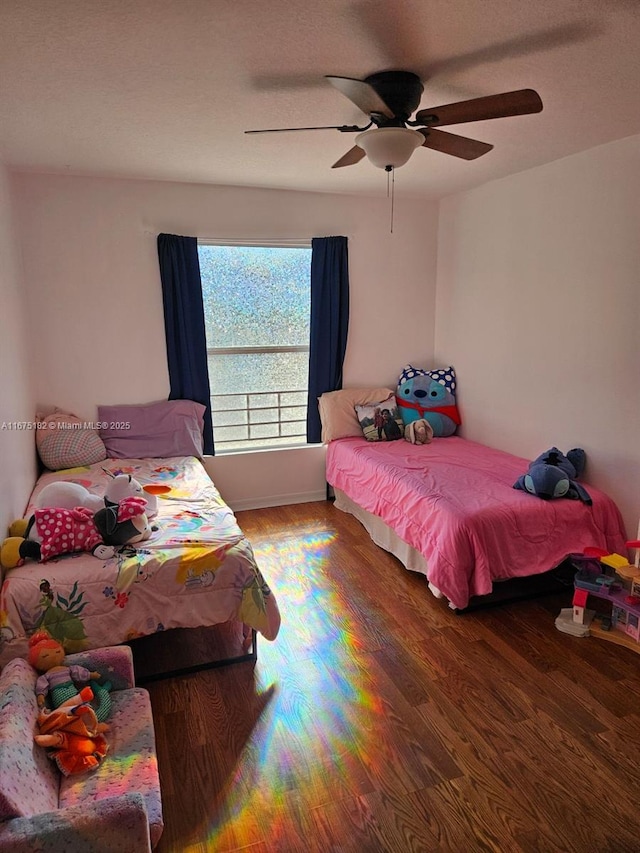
[229,490,327,512]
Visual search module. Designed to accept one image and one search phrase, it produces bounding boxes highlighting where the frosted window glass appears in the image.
[211,394,246,411]
[252,423,280,439]
[198,244,311,451]
[282,406,306,421]
[216,425,249,442]
[199,246,310,348]
[281,421,306,437]
[206,352,309,395]
[250,393,278,409]
[250,408,278,424]
[214,410,248,427]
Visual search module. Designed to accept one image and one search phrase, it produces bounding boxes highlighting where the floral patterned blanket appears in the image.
[0,456,280,664]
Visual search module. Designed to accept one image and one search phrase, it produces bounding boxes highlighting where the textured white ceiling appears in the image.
[1,0,639,199]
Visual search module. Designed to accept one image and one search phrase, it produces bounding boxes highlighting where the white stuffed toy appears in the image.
[36,473,163,519]
[103,473,159,519]
[36,482,104,514]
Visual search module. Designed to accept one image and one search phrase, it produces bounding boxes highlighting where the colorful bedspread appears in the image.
[0,457,280,664]
[326,436,628,610]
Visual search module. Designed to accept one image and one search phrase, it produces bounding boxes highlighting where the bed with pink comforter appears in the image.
[326,436,627,610]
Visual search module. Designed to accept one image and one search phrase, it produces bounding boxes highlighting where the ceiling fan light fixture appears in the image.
[355,127,423,169]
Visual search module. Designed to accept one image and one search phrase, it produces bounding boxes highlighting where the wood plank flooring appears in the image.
[147,500,640,853]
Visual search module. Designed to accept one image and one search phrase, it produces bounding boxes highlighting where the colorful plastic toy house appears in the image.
[567,538,640,652]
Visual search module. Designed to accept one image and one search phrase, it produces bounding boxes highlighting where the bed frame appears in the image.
[332,488,576,613]
[129,626,257,685]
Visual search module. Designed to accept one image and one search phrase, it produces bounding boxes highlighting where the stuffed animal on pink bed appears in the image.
[396,365,461,437]
[404,418,434,445]
[0,496,151,569]
[35,473,166,519]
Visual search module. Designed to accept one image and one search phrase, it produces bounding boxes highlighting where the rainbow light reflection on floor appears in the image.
[201,522,386,850]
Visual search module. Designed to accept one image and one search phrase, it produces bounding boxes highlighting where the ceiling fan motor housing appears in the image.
[364,71,424,125]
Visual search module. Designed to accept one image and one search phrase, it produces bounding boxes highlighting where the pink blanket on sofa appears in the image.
[326,436,627,609]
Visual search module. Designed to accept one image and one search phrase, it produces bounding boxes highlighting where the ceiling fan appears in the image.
[245,71,543,170]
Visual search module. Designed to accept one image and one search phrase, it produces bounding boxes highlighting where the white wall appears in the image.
[436,134,640,538]
[0,163,37,534]
[11,174,439,508]
[203,445,329,511]
[5,138,639,529]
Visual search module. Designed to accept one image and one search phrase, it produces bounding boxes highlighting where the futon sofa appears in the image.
[0,646,163,851]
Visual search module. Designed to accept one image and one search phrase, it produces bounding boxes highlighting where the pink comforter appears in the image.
[326,436,627,609]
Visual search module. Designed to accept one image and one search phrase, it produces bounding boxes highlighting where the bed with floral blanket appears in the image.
[0,456,280,667]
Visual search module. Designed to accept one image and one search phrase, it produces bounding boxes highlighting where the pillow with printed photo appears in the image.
[355,395,405,442]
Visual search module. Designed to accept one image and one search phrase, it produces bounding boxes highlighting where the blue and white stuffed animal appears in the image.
[396,365,461,437]
[513,447,591,504]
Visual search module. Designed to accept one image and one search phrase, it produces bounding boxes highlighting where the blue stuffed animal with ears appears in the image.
[396,365,461,437]
[513,447,591,504]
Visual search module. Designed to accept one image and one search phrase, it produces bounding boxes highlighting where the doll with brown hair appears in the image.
[28,630,112,722]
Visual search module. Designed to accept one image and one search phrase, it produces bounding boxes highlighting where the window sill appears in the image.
[206,442,324,458]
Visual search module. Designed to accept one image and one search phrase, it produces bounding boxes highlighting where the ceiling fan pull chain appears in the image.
[390,167,395,234]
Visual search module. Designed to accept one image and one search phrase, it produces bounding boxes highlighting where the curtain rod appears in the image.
[144,231,315,246]
[199,238,313,247]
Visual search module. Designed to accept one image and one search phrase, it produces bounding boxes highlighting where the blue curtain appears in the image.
[157,233,214,455]
[306,236,350,443]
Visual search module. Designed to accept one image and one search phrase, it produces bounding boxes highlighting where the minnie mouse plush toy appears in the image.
[0,496,151,569]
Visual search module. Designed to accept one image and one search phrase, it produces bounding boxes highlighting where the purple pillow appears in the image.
[98,400,206,459]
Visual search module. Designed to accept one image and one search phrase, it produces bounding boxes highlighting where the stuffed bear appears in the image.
[513,447,591,504]
[0,495,151,569]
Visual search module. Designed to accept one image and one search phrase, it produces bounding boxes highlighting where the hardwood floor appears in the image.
[148,501,640,853]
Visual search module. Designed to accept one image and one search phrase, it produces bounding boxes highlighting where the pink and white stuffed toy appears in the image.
[36,473,162,518]
[0,497,151,569]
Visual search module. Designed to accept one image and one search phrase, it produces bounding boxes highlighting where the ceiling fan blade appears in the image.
[415,89,543,127]
[418,128,493,160]
[245,124,363,134]
[331,146,367,169]
[326,75,394,119]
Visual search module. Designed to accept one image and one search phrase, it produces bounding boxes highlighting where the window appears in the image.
[198,242,311,453]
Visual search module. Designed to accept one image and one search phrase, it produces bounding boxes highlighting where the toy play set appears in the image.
[557,534,640,652]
